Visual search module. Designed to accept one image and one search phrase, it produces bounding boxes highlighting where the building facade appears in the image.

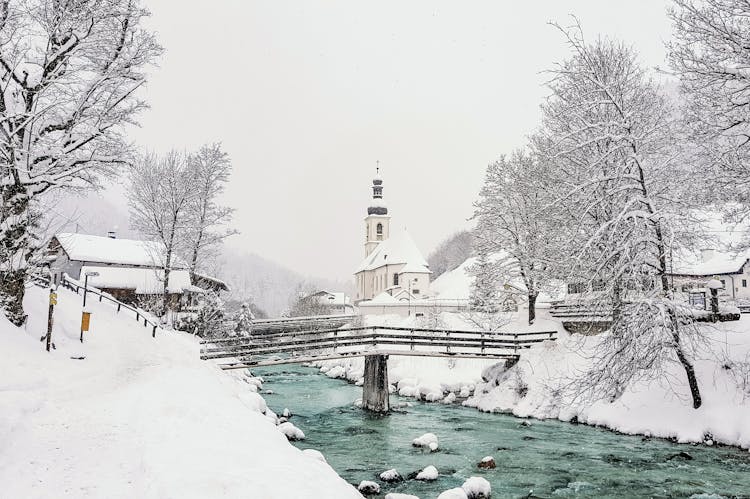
[354,170,432,303]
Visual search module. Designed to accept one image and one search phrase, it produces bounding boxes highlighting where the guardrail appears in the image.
[200,326,558,369]
[58,274,161,337]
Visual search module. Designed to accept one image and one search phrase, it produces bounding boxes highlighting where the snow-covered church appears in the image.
[354,170,431,303]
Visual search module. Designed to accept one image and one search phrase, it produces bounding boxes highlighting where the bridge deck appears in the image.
[200,325,558,370]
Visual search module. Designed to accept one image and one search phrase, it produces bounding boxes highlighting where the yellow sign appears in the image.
[49,292,57,306]
[81,311,91,332]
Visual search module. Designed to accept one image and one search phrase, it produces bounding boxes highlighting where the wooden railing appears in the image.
[200,326,558,369]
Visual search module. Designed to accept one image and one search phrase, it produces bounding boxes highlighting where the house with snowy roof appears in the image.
[46,232,228,308]
[354,170,432,303]
[669,248,750,301]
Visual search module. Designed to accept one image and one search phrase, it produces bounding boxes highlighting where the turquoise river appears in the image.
[254,365,750,498]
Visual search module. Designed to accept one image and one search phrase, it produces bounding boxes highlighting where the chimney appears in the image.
[700,248,715,263]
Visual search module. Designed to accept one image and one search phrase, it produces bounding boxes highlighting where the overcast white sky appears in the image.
[119,0,673,281]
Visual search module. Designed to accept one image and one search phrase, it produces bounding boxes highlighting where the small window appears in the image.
[413,289,420,295]
[720,279,726,288]
[376,223,383,241]
[743,279,747,288]
[393,274,399,286]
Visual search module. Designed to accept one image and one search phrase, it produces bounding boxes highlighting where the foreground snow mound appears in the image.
[0,285,360,499]
[302,448,326,463]
[411,432,439,450]
[415,465,438,481]
[462,476,491,498]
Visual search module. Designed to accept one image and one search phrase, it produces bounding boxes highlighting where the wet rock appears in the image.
[357,480,380,495]
[379,468,403,483]
[478,456,496,469]
[519,420,532,427]
[666,451,693,461]
[522,435,536,441]
[496,446,512,451]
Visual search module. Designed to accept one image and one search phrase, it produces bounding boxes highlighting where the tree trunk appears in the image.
[0,185,30,326]
[527,293,537,325]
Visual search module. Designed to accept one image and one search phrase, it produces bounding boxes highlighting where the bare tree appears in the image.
[0,0,161,325]
[128,151,194,318]
[536,22,703,408]
[185,143,237,278]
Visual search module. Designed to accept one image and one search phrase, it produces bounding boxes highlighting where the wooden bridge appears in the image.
[201,324,557,412]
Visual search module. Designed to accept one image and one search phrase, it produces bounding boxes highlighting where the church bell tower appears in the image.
[364,166,390,257]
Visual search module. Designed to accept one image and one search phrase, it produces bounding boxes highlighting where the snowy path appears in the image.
[0,286,362,499]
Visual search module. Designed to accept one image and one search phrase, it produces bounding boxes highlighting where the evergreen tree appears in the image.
[470,250,499,313]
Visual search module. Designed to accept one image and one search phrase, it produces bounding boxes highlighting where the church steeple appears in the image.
[368,164,388,216]
[364,163,390,257]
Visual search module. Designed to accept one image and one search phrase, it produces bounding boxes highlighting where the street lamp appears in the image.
[82,271,100,307]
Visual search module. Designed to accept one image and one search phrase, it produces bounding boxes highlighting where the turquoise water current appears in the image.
[254,365,750,498]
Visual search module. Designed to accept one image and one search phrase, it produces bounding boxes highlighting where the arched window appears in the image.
[376,223,383,240]
[393,273,399,286]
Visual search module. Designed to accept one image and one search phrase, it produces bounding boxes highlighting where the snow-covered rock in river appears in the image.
[462,476,491,498]
[442,392,457,404]
[282,408,291,418]
[357,480,380,495]
[384,494,420,499]
[477,456,495,469]
[277,422,305,441]
[415,465,438,481]
[437,489,468,499]
[302,448,326,463]
[379,468,402,482]
[412,432,439,450]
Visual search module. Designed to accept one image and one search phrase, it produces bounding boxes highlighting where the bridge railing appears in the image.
[200,325,558,367]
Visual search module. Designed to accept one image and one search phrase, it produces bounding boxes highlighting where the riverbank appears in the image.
[0,285,361,498]
[318,310,750,451]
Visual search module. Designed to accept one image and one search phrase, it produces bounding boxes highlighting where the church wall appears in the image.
[398,272,430,297]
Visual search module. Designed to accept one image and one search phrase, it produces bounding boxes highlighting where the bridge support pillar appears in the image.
[363,354,389,413]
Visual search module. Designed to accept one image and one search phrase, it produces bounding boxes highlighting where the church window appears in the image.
[413,289,420,295]
[376,223,383,240]
[393,274,399,286]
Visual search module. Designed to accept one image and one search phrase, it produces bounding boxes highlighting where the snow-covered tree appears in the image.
[185,143,237,278]
[536,23,703,408]
[469,248,499,314]
[473,149,563,324]
[428,230,474,278]
[0,0,161,325]
[233,302,255,334]
[128,151,194,318]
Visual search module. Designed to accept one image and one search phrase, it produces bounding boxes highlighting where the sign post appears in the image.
[46,288,57,352]
[80,311,92,343]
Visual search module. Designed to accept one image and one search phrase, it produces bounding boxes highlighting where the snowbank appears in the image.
[465,316,750,449]
[0,285,361,498]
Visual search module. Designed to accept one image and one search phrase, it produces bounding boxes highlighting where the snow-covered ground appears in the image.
[0,285,361,498]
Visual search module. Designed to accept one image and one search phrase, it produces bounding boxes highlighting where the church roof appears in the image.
[355,228,431,274]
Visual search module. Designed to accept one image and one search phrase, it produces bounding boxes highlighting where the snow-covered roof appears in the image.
[672,251,748,276]
[355,228,430,274]
[368,291,400,304]
[308,290,352,307]
[80,266,197,295]
[54,233,187,269]
[193,272,230,291]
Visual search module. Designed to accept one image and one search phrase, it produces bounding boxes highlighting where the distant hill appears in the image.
[215,248,353,317]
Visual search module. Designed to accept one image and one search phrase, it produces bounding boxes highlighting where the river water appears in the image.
[255,365,750,498]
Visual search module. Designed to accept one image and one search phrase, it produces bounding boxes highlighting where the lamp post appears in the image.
[82,271,100,307]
